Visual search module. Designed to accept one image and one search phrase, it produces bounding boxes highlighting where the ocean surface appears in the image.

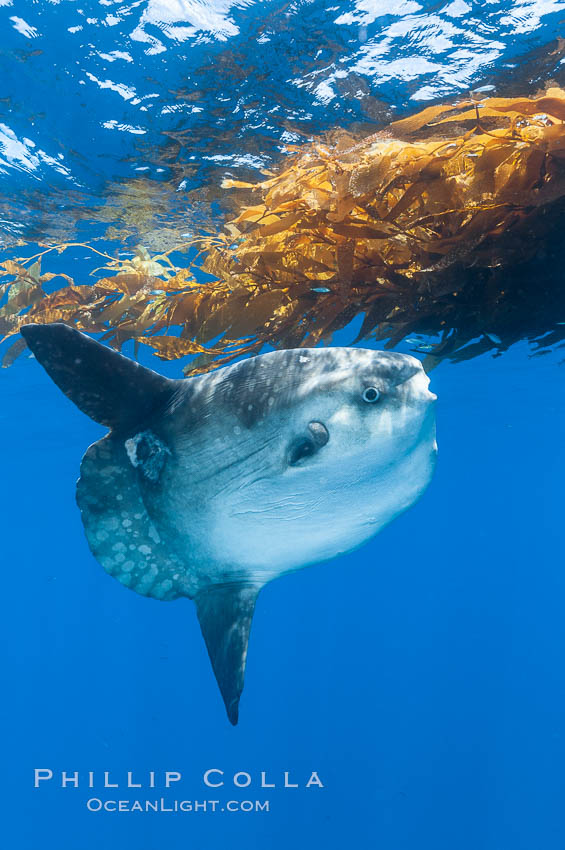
[2,2,565,849]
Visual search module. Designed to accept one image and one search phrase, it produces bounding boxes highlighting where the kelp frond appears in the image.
[4,88,565,373]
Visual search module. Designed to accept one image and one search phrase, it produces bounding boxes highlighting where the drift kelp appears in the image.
[3,89,565,372]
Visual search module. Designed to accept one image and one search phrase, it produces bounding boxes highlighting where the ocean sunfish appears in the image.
[21,323,437,724]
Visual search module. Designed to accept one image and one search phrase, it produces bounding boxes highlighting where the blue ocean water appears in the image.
[1,2,565,849]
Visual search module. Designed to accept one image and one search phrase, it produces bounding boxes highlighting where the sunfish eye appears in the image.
[362,386,380,403]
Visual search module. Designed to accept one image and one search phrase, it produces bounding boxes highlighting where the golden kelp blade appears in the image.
[3,89,565,371]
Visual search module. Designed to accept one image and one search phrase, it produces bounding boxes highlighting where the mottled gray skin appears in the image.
[21,324,437,724]
[77,347,436,596]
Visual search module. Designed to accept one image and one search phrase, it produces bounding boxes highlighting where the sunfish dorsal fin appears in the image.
[195,584,260,725]
[20,323,176,431]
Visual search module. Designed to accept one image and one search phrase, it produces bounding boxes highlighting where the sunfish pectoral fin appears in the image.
[20,322,177,431]
[195,583,260,726]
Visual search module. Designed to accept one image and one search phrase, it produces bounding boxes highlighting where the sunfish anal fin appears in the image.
[195,583,260,726]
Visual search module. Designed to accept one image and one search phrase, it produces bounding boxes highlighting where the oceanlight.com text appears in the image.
[86,798,270,813]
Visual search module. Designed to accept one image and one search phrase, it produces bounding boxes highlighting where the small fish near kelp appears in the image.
[21,322,437,724]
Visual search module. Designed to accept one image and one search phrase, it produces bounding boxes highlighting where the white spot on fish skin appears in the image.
[121,560,135,572]
[247,404,253,411]
[114,553,125,564]
[153,578,174,599]
[96,530,109,542]
[138,544,152,556]
[299,355,309,363]
[122,519,132,528]
[268,397,275,406]
[135,564,158,593]
[233,425,241,435]
[148,524,161,544]
[116,494,123,501]
[112,542,127,552]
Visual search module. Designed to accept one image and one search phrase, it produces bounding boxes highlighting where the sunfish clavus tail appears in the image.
[21,322,437,724]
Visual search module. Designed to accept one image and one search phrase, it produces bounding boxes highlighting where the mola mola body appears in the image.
[21,322,438,724]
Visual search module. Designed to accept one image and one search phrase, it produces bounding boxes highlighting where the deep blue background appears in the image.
[2,330,564,849]
[2,0,565,847]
